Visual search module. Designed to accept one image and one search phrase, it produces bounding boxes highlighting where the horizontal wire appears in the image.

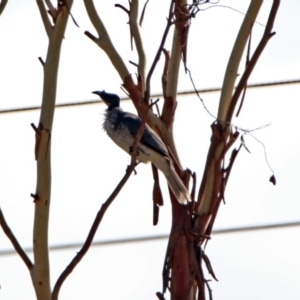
[1,79,300,256]
[1,220,300,256]
[0,79,299,114]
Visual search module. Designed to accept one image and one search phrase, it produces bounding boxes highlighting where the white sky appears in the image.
[0,1,300,299]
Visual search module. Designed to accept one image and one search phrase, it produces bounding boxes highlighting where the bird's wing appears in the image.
[121,111,168,157]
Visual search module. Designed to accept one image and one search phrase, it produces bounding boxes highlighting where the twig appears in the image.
[0,208,33,269]
[129,60,138,67]
[128,0,146,91]
[36,0,53,38]
[115,3,129,14]
[44,0,56,19]
[144,0,175,103]
[115,3,133,50]
[38,56,45,66]
[226,0,280,122]
[139,0,149,26]
[52,158,137,300]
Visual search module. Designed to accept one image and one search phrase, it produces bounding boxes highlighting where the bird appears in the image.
[92,90,190,204]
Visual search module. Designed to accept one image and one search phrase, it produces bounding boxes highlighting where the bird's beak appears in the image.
[92,91,100,96]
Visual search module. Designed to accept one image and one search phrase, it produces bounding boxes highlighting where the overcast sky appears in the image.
[0,1,300,299]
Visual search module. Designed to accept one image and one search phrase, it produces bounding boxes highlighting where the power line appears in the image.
[1,220,300,256]
[1,79,299,114]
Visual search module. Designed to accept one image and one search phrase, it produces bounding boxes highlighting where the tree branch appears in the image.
[32,1,73,299]
[145,0,174,103]
[0,0,8,16]
[45,0,56,20]
[226,0,280,122]
[161,0,190,169]
[52,160,136,300]
[195,0,264,218]
[129,0,146,91]
[52,102,153,300]
[0,207,33,270]
[217,0,263,122]
[36,0,53,37]
[83,0,130,80]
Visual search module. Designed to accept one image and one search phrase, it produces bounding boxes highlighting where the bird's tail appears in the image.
[158,159,190,204]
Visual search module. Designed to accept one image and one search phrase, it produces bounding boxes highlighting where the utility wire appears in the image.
[1,79,299,114]
[1,220,300,256]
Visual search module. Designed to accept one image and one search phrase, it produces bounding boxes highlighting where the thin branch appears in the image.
[0,208,33,269]
[139,0,149,26]
[195,0,280,248]
[0,0,8,16]
[165,0,189,101]
[52,102,153,300]
[195,0,264,218]
[144,0,175,103]
[83,0,129,79]
[52,159,137,300]
[129,0,146,91]
[38,56,45,66]
[115,3,129,14]
[226,0,280,122]
[235,23,253,117]
[36,0,53,37]
[217,0,263,122]
[45,0,56,20]
[160,0,190,169]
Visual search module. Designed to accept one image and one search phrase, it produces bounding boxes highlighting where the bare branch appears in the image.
[52,102,153,300]
[115,3,129,14]
[36,0,53,37]
[139,0,149,26]
[52,159,137,300]
[0,208,33,270]
[165,0,189,102]
[129,0,146,91]
[226,0,280,122]
[83,0,129,79]
[160,0,190,168]
[145,0,174,103]
[45,0,56,19]
[32,1,73,299]
[195,0,264,218]
[0,0,8,16]
[218,0,263,122]
[38,56,45,66]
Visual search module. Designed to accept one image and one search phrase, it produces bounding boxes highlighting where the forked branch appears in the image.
[226,0,280,122]
[0,208,33,269]
[195,0,280,241]
[83,0,130,80]
[218,0,263,122]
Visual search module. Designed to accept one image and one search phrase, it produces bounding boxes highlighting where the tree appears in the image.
[0,1,280,299]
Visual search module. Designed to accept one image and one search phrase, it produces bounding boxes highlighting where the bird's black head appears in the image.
[92,91,120,109]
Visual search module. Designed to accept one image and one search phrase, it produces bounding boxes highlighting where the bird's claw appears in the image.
[126,161,140,175]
